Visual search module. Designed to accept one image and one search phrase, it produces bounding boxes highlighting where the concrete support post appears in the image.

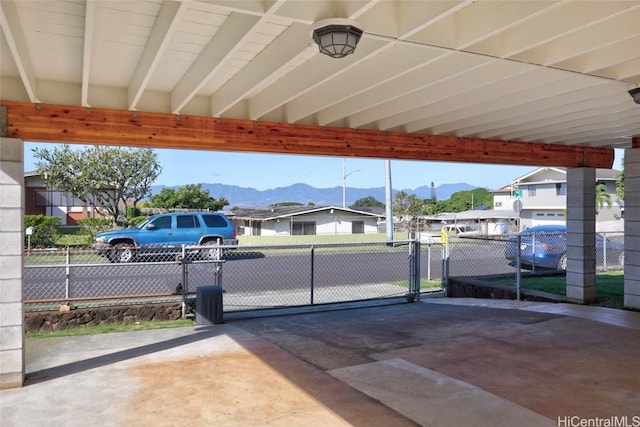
[566,168,596,304]
[0,137,25,389]
[624,147,640,309]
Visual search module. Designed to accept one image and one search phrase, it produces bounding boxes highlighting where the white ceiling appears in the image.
[1,0,639,149]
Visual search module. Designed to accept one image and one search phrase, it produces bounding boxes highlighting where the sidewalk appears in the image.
[1,298,639,426]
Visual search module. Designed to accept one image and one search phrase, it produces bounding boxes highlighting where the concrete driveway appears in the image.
[1,297,639,426]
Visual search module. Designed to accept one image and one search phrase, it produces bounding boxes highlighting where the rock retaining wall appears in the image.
[446,277,566,303]
[25,303,183,333]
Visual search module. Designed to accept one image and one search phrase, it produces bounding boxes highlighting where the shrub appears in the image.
[76,217,113,239]
[126,216,148,227]
[126,206,141,218]
[24,215,61,248]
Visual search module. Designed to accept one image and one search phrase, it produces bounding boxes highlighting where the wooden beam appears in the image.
[1,100,614,168]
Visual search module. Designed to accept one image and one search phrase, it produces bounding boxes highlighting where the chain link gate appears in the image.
[24,241,443,314]
[177,244,224,318]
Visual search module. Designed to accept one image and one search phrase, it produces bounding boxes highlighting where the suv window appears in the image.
[151,216,172,229]
[202,214,227,228]
[177,215,200,229]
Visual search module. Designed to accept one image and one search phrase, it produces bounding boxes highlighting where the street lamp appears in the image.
[342,159,361,208]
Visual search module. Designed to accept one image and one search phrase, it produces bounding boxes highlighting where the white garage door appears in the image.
[531,211,565,227]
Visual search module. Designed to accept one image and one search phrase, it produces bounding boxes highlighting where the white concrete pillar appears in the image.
[566,168,596,304]
[624,146,640,309]
[0,137,25,389]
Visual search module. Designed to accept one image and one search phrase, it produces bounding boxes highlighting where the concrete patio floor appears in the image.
[1,297,639,426]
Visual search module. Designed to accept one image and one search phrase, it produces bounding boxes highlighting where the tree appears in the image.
[352,196,384,208]
[595,183,612,213]
[430,182,437,202]
[149,184,228,211]
[393,191,423,232]
[33,145,161,225]
[434,188,492,213]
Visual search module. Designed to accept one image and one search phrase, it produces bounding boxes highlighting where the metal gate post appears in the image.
[65,246,71,300]
[416,241,421,301]
[310,245,315,305]
[180,245,188,318]
[407,240,420,302]
[516,235,521,301]
[442,231,449,295]
[214,242,223,287]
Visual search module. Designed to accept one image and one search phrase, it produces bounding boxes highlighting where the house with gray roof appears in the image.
[230,205,383,236]
[492,167,623,231]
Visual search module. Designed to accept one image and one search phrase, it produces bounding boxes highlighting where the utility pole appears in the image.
[385,160,393,242]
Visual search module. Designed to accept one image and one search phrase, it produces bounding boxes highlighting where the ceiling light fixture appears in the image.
[629,86,640,104]
[312,18,363,59]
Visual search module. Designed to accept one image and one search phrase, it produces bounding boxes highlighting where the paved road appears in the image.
[24,240,516,301]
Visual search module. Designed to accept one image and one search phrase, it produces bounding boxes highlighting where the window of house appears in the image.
[556,183,567,196]
[527,185,537,197]
[495,201,502,207]
[352,221,364,234]
[292,221,316,235]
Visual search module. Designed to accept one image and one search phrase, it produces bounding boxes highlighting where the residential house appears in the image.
[231,205,383,236]
[24,172,101,226]
[492,167,622,231]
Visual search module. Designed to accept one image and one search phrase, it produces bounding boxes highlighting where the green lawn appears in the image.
[519,271,624,309]
[393,278,443,291]
[26,319,194,338]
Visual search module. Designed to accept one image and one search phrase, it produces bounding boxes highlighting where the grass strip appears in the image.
[27,319,194,339]
[519,271,624,309]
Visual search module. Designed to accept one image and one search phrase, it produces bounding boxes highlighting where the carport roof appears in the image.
[1,1,639,159]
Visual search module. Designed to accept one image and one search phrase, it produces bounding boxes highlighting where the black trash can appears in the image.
[196,285,224,325]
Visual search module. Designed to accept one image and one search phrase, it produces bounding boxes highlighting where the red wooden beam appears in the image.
[1,100,614,168]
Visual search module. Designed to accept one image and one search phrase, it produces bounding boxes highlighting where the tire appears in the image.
[200,239,222,260]
[557,253,567,271]
[108,243,136,263]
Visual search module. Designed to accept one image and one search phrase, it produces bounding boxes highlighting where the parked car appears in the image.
[441,224,477,235]
[92,212,238,263]
[504,224,624,271]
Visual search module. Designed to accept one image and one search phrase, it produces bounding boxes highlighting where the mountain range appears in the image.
[149,182,478,208]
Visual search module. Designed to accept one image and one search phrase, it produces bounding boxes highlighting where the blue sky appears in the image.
[23,142,624,191]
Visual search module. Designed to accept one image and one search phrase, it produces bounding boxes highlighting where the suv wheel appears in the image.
[200,240,222,260]
[109,243,136,263]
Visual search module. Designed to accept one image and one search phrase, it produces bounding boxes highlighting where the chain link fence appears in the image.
[24,231,623,313]
[437,230,624,292]
[24,241,441,313]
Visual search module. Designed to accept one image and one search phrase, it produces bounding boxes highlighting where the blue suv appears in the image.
[93,212,238,263]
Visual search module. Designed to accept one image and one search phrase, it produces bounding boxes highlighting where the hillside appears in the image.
[149,182,478,207]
